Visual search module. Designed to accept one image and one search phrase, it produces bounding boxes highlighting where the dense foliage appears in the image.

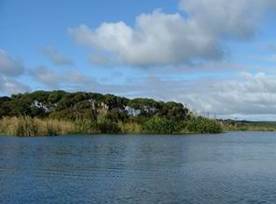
[184,116,223,134]
[0,90,223,136]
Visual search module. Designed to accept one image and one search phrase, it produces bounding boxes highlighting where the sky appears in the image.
[1,0,276,121]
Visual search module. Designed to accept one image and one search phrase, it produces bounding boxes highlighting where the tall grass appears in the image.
[0,116,224,137]
[119,122,142,134]
[222,122,276,132]
[0,116,77,136]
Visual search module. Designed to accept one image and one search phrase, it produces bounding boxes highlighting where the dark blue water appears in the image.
[1,132,276,204]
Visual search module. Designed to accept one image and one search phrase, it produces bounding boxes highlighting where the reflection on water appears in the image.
[1,132,276,203]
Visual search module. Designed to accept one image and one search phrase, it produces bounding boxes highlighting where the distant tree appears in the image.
[48,90,66,104]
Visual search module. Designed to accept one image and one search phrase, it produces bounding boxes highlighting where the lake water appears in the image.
[1,132,276,204]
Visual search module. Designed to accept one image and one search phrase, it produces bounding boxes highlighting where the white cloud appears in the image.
[31,66,96,90]
[145,72,276,120]
[0,75,30,95]
[0,49,29,95]
[70,10,222,66]
[69,0,276,67]
[179,0,271,40]
[0,49,25,76]
[32,66,61,87]
[42,47,73,65]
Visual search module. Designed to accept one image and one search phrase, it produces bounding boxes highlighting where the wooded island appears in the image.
[0,90,223,136]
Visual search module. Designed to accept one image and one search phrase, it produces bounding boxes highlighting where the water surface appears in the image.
[1,132,276,204]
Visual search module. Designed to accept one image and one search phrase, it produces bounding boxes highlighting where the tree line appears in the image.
[0,90,223,136]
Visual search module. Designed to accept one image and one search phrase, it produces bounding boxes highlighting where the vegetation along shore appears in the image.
[0,90,224,136]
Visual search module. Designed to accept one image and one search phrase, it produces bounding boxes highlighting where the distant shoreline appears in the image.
[1,90,275,136]
[221,120,276,132]
[1,129,276,137]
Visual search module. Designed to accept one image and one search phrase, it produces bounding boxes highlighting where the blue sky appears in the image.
[1,0,276,120]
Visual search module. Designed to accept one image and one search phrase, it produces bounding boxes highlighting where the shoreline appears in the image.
[1,130,276,137]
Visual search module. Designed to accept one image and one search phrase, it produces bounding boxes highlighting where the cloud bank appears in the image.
[0,49,25,76]
[69,0,276,66]
[31,66,96,90]
[42,47,73,66]
[0,49,29,94]
[116,72,276,121]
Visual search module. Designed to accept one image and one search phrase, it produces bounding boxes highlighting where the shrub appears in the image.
[143,116,177,134]
[96,118,121,134]
[184,117,223,134]
[119,122,142,134]
[74,119,99,134]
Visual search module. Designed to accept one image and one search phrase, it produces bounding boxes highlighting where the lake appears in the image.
[1,132,276,204]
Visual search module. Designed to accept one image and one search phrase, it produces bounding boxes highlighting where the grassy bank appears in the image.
[0,90,224,136]
[0,117,77,136]
[222,120,276,132]
[0,116,223,136]
[3,116,275,137]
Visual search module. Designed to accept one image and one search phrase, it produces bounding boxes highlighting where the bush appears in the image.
[184,117,223,134]
[143,116,177,134]
[74,119,99,134]
[97,118,121,134]
[119,122,142,134]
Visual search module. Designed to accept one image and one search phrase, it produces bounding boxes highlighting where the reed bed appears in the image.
[119,122,142,134]
[0,116,224,137]
[0,116,77,136]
